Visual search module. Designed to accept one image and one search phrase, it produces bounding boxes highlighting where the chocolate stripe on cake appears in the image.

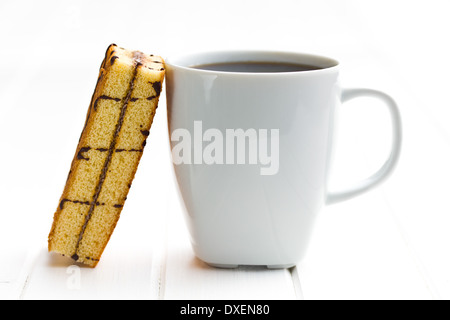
[85,256,100,262]
[94,95,121,111]
[59,199,122,210]
[110,55,119,66]
[115,148,143,153]
[152,81,162,96]
[71,53,143,262]
[76,146,144,156]
[77,147,91,160]
[101,44,117,69]
[145,81,163,101]
[60,199,91,210]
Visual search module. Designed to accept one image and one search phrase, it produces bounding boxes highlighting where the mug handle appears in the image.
[326,88,402,205]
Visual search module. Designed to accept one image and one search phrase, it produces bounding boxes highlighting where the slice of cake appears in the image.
[48,44,165,267]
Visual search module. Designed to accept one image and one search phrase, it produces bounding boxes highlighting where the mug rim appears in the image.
[165,50,340,76]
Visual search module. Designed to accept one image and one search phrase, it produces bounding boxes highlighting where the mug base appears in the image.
[206,262,296,269]
[267,264,296,269]
[207,263,239,269]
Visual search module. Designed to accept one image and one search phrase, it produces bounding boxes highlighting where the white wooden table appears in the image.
[1,0,449,300]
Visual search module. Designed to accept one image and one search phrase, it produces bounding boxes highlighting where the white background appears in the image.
[1,0,450,300]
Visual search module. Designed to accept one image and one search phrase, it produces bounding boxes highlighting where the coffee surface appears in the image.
[192,61,321,73]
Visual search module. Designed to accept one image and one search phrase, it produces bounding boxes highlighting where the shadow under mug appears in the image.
[165,51,402,269]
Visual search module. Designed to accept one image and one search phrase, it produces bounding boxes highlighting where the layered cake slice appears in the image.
[48,44,165,267]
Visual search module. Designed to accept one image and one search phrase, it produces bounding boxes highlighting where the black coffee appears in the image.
[192,61,321,73]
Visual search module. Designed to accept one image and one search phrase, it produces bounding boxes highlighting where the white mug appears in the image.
[165,51,402,268]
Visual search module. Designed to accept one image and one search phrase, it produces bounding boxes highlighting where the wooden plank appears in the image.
[376,90,450,299]
[294,191,433,300]
[22,246,155,300]
[291,86,434,299]
[0,284,14,300]
[20,202,158,300]
[21,192,165,300]
[161,184,299,300]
